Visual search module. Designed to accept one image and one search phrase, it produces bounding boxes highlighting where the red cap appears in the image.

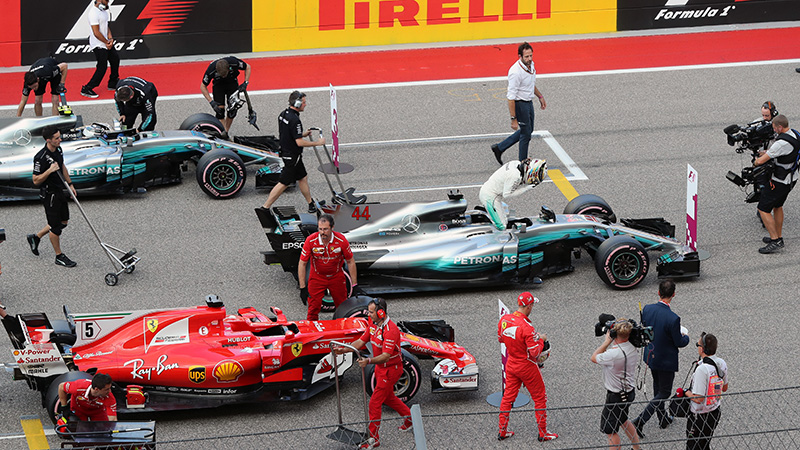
[517,292,539,307]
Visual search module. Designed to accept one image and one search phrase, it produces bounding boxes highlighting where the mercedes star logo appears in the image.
[401,214,420,233]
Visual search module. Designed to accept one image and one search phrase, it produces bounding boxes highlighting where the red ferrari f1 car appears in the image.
[3,296,478,422]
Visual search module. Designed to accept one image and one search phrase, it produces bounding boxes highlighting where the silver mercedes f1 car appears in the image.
[0,112,283,201]
[257,192,706,293]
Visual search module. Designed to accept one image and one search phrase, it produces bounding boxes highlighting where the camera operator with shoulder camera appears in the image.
[724,102,779,204]
[592,318,642,450]
[753,114,800,254]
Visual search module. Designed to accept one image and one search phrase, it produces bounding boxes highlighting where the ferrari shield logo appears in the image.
[291,342,303,357]
[147,319,159,333]
[501,321,508,330]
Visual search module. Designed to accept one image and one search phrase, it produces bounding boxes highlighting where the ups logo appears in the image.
[188,366,206,384]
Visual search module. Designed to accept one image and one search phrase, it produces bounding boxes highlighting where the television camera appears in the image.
[724,120,775,203]
[594,313,653,348]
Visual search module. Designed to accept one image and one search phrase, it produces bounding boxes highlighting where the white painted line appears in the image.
[4,57,799,111]
[359,176,584,196]
[540,131,588,181]
[0,427,56,440]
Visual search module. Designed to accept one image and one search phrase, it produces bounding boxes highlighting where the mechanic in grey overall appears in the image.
[479,158,547,230]
[491,42,547,164]
[201,56,251,133]
[16,57,68,117]
[591,319,642,450]
[754,114,800,253]
[81,0,119,98]
[27,125,77,267]
[261,91,325,213]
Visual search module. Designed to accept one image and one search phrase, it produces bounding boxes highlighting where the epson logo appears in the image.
[282,242,302,250]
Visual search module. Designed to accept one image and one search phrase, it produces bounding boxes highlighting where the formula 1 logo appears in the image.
[656,0,750,21]
[138,0,198,35]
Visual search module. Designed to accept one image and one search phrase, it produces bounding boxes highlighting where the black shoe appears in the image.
[632,419,645,439]
[107,79,119,91]
[308,201,318,214]
[55,254,77,268]
[26,234,41,256]
[659,415,674,429]
[796,68,800,73]
[80,86,99,98]
[759,238,784,254]
[491,144,503,165]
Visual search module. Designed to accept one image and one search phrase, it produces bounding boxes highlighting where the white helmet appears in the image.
[524,159,547,185]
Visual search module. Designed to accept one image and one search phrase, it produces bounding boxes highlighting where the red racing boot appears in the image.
[498,429,515,441]
[538,431,559,441]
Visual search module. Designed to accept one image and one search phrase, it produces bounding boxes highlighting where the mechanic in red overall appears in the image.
[335,298,412,450]
[497,292,558,442]
[57,373,117,422]
[298,214,359,320]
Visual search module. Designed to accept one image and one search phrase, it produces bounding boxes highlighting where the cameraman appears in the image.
[591,319,642,450]
[754,114,800,254]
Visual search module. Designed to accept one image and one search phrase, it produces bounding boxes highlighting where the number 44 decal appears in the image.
[351,206,371,220]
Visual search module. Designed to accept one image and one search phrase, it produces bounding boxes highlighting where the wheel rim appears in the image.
[611,252,640,281]
[209,164,238,191]
[395,370,410,396]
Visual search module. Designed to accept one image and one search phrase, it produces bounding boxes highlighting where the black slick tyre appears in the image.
[594,236,649,289]
[563,194,617,223]
[179,113,226,138]
[364,349,422,403]
[195,149,246,199]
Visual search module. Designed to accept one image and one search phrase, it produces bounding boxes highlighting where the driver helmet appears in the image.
[523,159,547,186]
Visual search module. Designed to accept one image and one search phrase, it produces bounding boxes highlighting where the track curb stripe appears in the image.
[20,415,48,450]
[548,169,579,201]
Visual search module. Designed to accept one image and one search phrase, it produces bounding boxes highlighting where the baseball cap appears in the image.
[517,292,539,307]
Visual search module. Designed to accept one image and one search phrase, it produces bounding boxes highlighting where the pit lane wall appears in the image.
[2,1,800,67]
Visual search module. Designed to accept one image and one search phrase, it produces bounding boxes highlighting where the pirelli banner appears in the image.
[617,0,800,31]
[17,0,252,66]
[252,0,616,52]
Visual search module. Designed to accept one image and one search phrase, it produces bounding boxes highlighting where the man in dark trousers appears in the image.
[27,125,77,267]
[16,57,68,117]
[200,56,251,133]
[114,77,158,131]
[81,0,119,98]
[632,279,690,437]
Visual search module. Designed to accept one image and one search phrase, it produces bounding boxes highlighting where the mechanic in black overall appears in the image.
[27,125,77,268]
[261,91,325,213]
[200,56,251,133]
[16,57,68,117]
[114,76,158,131]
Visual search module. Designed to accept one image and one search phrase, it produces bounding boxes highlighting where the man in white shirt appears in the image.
[592,319,642,450]
[491,42,547,165]
[81,0,119,99]
[684,333,728,450]
[753,114,800,253]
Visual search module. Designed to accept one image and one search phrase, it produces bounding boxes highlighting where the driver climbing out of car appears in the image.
[479,158,547,230]
[114,76,158,132]
[57,372,117,423]
[200,56,251,133]
[297,214,362,320]
[334,298,413,450]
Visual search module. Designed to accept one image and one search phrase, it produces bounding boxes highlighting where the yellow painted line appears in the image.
[20,415,48,450]
[548,169,579,201]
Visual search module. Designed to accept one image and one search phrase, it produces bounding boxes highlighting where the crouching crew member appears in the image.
[497,292,558,442]
[57,373,117,422]
[115,76,158,131]
[17,57,68,117]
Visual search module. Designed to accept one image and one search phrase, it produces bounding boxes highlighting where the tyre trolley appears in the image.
[56,420,156,449]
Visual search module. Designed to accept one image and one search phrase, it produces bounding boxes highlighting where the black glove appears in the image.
[57,83,67,94]
[238,81,249,92]
[209,100,224,114]
[57,403,70,418]
[352,284,366,297]
[300,287,309,305]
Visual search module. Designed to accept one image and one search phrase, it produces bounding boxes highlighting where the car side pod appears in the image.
[655,248,710,279]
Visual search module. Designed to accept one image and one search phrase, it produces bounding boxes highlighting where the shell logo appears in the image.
[13,350,20,356]
[212,360,244,383]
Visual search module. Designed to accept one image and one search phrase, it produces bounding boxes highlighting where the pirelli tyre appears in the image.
[195,149,246,199]
[333,295,372,319]
[364,349,422,403]
[44,371,93,424]
[179,113,226,138]
[563,194,617,223]
[594,236,649,289]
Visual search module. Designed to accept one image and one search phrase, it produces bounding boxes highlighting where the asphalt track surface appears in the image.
[2,28,800,449]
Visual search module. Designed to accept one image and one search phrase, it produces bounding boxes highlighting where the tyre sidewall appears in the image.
[196,150,246,198]
[595,237,649,289]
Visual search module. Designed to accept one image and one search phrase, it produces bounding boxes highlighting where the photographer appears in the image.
[592,319,642,450]
[754,114,800,254]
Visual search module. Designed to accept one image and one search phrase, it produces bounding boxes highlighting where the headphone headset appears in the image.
[608,318,628,340]
[372,298,387,320]
[700,331,707,349]
[763,101,778,119]
[290,90,305,108]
